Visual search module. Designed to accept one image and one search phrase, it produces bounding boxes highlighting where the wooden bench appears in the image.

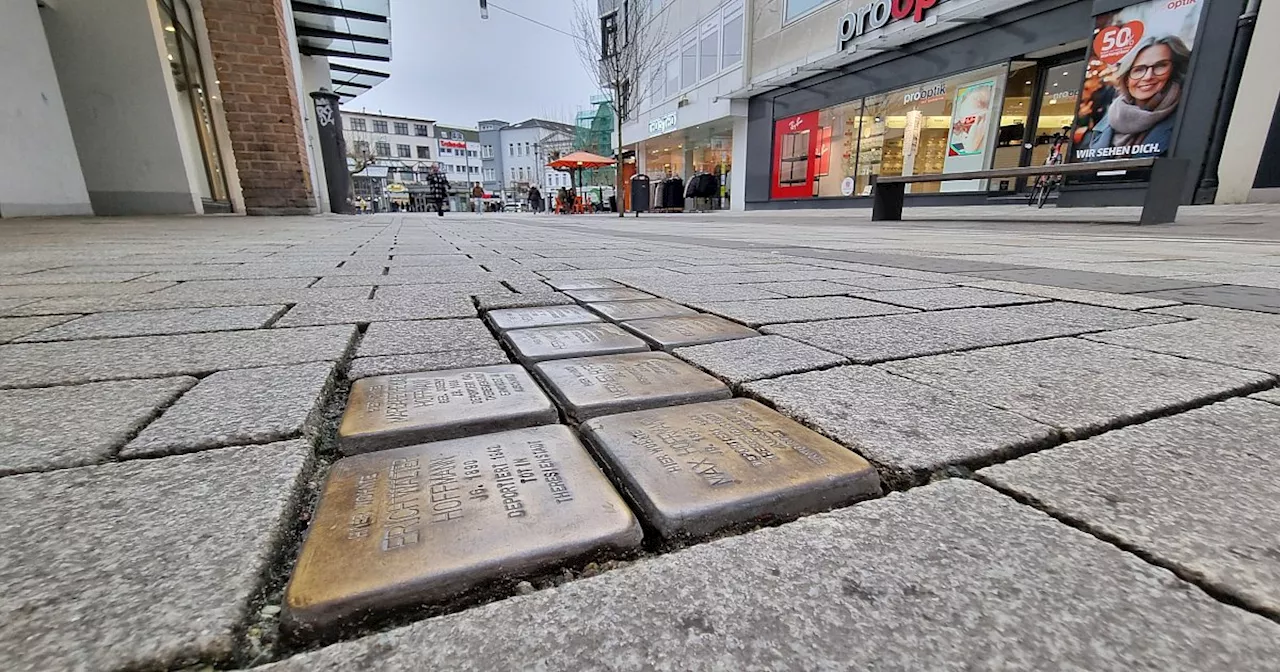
[869,157,1189,225]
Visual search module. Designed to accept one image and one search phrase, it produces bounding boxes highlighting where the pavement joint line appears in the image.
[973,471,1280,626]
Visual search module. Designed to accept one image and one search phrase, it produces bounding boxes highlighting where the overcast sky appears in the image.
[341,0,602,128]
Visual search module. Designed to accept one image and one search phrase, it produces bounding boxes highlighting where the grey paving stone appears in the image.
[961,278,1181,309]
[0,314,79,343]
[0,377,196,475]
[275,296,476,327]
[348,346,512,380]
[642,284,788,302]
[882,338,1271,437]
[0,441,311,672]
[673,335,847,384]
[1251,388,1280,406]
[738,280,865,297]
[504,322,649,363]
[586,298,698,321]
[687,270,855,285]
[544,278,624,290]
[487,305,602,330]
[474,291,576,310]
[123,362,337,457]
[622,314,761,351]
[357,318,496,357]
[155,278,317,295]
[1148,303,1280,325]
[763,308,1093,363]
[534,352,731,421]
[372,281,510,300]
[5,287,373,316]
[987,301,1184,330]
[974,268,1218,294]
[0,298,35,315]
[563,288,655,302]
[695,297,914,327]
[256,479,1280,672]
[0,324,356,388]
[581,399,881,539]
[828,276,954,291]
[0,271,151,284]
[980,398,1280,616]
[847,286,1044,310]
[744,366,1058,486]
[1137,284,1280,314]
[16,305,284,341]
[1084,318,1280,374]
[0,281,176,299]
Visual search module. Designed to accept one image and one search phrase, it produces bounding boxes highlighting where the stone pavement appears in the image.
[1,207,1279,671]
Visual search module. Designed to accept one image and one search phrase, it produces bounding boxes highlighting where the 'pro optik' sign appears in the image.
[838,0,941,51]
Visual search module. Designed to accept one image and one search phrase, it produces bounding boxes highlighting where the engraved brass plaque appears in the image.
[621,315,760,351]
[563,288,654,303]
[545,278,623,291]
[581,398,881,539]
[338,365,557,454]
[283,425,643,634]
[533,352,730,422]
[486,305,602,331]
[587,299,698,322]
[503,322,649,364]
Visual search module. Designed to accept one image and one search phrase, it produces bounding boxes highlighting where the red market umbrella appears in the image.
[549,152,616,208]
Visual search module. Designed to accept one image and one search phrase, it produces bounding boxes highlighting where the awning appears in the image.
[548,151,616,170]
[291,0,391,102]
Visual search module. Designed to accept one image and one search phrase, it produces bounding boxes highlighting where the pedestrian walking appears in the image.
[528,185,542,213]
[425,165,450,217]
[471,182,484,214]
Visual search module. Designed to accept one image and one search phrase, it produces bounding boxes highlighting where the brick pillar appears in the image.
[201,0,317,214]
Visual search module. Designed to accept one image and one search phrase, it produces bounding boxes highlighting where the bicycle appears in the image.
[1027,131,1070,209]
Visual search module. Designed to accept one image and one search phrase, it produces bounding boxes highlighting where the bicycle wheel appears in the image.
[1035,180,1051,209]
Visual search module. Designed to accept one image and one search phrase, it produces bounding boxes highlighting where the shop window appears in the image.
[722,2,744,68]
[700,19,718,81]
[774,64,1007,199]
[665,46,680,98]
[394,122,409,135]
[680,32,697,90]
[373,120,388,133]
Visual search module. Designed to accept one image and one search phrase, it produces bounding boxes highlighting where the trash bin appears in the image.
[630,174,651,215]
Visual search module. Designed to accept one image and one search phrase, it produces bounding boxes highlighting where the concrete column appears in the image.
[202,0,317,214]
[729,113,748,211]
[42,0,203,215]
[0,0,92,217]
[298,54,333,213]
[1216,1,1280,204]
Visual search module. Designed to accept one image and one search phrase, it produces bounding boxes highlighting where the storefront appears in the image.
[746,0,1246,209]
[639,118,736,209]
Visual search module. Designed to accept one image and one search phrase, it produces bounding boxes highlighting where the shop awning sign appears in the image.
[838,0,941,51]
[648,112,678,137]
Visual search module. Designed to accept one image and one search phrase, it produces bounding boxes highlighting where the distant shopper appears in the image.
[528,185,542,213]
[425,165,450,217]
[470,182,484,213]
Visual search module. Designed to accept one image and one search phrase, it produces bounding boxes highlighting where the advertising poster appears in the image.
[1071,0,1206,163]
[942,77,997,191]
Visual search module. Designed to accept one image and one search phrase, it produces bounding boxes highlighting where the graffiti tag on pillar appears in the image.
[316,100,335,127]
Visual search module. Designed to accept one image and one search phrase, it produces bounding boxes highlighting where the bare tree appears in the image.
[346,128,375,176]
[573,0,665,216]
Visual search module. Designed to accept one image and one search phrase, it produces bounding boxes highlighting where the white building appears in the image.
[340,110,436,211]
[614,0,748,210]
[497,119,577,202]
[434,124,482,190]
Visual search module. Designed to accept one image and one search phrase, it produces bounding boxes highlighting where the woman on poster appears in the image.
[1084,35,1191,159]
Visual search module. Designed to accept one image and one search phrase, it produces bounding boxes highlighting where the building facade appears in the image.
[0,0,391,218]
[498,119,578,203]
[341,110,436,212]
[478,119,509,200]
[610,0,748,210]
[741,0,1267,210]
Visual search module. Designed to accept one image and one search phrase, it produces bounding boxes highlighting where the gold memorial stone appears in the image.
[621,315,760,351]
[338,365,556,454]
[486,305,602,331]
[587,299,698,322]
[564,288,655,303]
[283,425,642,634]
[503,322,649,364]
[533,352,730,422]
[581,399,882,539]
